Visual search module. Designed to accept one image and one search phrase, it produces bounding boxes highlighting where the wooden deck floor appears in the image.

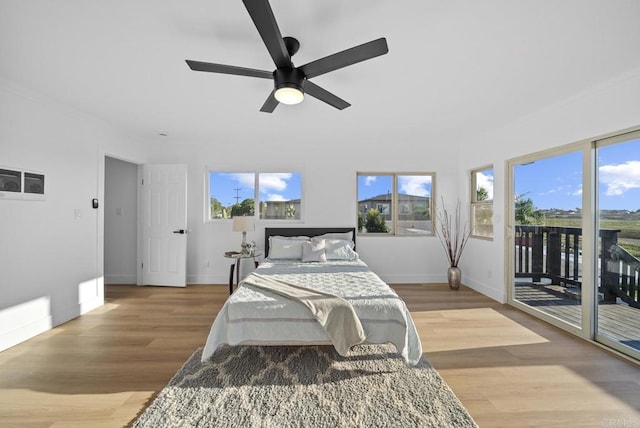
[515,283,640,351]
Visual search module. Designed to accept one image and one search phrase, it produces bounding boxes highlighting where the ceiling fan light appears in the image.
[273,69,306,105]
[275,87,304,105]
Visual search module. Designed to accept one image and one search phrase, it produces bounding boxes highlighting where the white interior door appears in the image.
[141,164,187,287]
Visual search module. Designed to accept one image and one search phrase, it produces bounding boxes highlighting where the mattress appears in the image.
[201,259,423,365]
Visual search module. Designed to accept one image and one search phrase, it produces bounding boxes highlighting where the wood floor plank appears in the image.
[0,283,639,427]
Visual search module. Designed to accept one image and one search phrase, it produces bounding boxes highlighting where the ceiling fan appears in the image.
[185,0,389,113]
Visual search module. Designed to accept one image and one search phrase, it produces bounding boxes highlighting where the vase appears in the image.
[447,266,461,290]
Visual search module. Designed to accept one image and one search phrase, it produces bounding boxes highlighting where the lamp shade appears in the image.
[275,87,304,105]
[232,216,255,232]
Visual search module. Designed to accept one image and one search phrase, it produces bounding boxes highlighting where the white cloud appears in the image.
[265,193,287,201]
[259,173,293,193]
[476,172,494,199]
[365,176,376,186]
[399,176,431,197]
[539,184,580,197]
[229,172,255,188]
[599,161,640,196]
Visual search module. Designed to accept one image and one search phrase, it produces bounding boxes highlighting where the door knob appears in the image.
[173,229,186,234]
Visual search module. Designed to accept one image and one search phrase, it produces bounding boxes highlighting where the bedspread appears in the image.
[201,259,423,365]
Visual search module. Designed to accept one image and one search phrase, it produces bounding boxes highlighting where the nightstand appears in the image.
[225,252,261,294]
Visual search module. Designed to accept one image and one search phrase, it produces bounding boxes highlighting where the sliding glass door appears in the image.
[595,132,640,358]
[511,150,584,331]
[508,128,640,361]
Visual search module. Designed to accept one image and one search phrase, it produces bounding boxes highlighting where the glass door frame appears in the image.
[505,141,596,340]
[593,130,640,360]
[506,127,640,362]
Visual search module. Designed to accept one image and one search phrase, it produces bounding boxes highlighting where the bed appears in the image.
[201,227,423,365]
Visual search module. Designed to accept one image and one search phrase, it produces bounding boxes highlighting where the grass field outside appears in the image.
[530,214,640,258]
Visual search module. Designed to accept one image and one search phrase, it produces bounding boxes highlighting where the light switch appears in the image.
[74,209,82,219]
[116,207,122,216]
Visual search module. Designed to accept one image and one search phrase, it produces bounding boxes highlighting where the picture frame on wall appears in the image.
[0,167,45,200]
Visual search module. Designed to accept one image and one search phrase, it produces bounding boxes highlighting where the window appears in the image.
[0,167,45,200]
[208,171,302,221]
[470,166,493,238]
[258,173,302,220]
[357,173,434,236]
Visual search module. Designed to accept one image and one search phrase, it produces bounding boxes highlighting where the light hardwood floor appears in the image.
[1,283,639,427]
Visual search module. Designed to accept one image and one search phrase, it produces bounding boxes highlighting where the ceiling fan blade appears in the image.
[242,0,292,69]
[185,60,272,79]
[299,38,388,79]
[305,81,351,110]
[260,90,279,113]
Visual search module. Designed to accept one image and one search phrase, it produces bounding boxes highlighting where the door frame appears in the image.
[504,125,640,362]
[98,152,143,299]
[504,141,592,340]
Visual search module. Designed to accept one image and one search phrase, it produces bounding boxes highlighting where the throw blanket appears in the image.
[242,273,366,356]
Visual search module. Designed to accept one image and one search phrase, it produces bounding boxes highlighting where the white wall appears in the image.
[458,67,640,303]
[143,131,460,285]
[0,78,148,351]
[104,156,138,284]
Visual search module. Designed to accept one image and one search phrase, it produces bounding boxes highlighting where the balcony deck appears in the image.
[515,282,640,351]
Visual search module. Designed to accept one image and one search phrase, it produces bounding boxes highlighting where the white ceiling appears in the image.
[2,0,639,145]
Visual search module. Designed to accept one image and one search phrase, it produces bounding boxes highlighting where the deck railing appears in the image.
[514,225,639,308]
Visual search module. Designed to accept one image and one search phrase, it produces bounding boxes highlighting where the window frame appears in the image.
[205,169,303,223]
[470,165,494,240]
[0,166,46,201]
[357,172,436,237]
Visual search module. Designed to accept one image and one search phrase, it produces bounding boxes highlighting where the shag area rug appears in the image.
[133,344,477,428]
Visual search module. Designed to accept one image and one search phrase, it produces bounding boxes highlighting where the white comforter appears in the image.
[201,259,423,365]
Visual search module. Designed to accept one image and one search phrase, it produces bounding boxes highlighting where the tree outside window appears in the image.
[357,173,434,236]
[471,166,494,239]
[208,171,301,221]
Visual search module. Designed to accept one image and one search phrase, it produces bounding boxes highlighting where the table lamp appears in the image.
[232,216,255,254]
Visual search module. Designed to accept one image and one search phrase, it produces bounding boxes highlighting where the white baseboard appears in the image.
[187,273,227,285]
[105,273,137,284]
[1,280,104,352]
[0,296,53,352]
[464,277,505,303]
[0,317,52,352]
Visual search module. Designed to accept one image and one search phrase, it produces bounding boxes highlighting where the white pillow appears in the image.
[323,239,358,260]
[301,239,327,262]
[313,236,354,249]
[268,237,309,259]
[314,231,354,243]
[271,235,310,240]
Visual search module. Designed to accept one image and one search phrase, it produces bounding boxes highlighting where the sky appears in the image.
[210,172,301,207]
[357,175,432,200]
[515,137,640,211]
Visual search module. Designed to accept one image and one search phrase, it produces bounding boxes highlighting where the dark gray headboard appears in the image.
[265,227,356,258]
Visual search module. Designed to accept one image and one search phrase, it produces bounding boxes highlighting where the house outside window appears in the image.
[357,173,434,236]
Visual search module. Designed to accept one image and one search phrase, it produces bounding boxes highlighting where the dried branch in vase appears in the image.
[436,198,470,267]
